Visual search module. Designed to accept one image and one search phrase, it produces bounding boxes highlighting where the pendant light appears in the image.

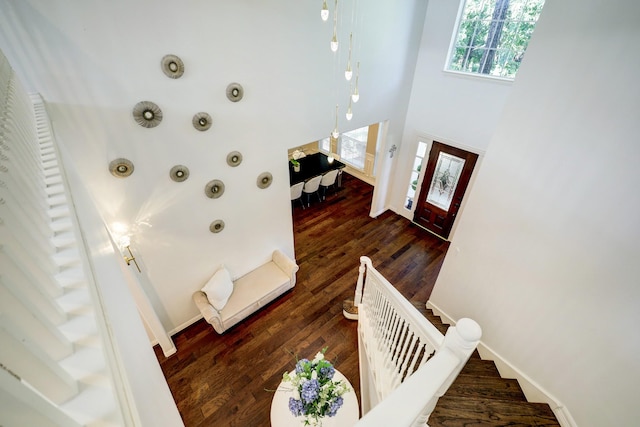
[345,33,353,80]
[346,95,353,120]
[330,0,339,52]
[321,0,329,21]
[331,105,339,139]
[351,62,360,103]
[331,32,338,52]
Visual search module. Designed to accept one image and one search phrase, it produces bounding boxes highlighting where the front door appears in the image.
[413,141,478,239]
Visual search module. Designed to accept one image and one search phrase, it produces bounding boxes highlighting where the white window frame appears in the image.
[319,125,369,171]
[445,0,545,81]
[404,140,429,210]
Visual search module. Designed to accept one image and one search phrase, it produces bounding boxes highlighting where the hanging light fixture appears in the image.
[351,62,360,103]
[345,33,353,81]
[330,32,338,52]
[330,0,339,52]
[321,0,329,21]
[346,95,353,121]
[331,104,339,139]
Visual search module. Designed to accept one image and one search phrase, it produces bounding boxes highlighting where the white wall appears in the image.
[430,1,640,426]
[390,0,512,220]
[0,0,427,332]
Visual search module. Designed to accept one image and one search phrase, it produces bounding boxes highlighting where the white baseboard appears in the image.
[162,347,177,358]
[148,338,178,358]
[167,314,203,337]
[369,207,388,218]
[148,315,204,358]
[151,334,178,357]
[554,406,578,427]
[425,300,577,427]
[343,167,375,186]
[426,300,454,325]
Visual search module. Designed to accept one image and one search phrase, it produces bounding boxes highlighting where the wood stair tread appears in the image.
[447,375,527,401]
[410,303,450,335]
[460,358,502,378]
[412,302,559,425]
[430,395,561,427]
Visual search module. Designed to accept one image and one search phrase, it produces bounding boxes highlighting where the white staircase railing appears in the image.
[0,48,182,426]
[352,256,481,426]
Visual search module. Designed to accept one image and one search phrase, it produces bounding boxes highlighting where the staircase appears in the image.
[419,306,561,426]
[1,47,183,426]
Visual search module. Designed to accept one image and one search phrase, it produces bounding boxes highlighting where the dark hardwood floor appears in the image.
[154,173,450,426]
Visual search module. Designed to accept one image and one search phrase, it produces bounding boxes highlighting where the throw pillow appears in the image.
[201,266,233,311]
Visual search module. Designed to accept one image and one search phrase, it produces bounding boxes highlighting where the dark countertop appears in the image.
[289,152,345,185]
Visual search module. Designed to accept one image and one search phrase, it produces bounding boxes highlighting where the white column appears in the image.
[120,256,177,357]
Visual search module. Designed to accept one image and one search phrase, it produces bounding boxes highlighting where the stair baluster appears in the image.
[352,256,481,425]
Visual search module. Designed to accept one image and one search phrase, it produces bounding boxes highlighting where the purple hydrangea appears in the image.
[288,397,305,416]
[300,379,320,404]
[327,396,344,417]
[295,359,310,374]
[319,364,335,380]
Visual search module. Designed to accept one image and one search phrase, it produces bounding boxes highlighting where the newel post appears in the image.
[353,256,369,307]
[437,318,482,396]
[343,257,369,320]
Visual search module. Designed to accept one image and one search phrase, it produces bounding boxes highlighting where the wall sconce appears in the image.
[119,236,141,273]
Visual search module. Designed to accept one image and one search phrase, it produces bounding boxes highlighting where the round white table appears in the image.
[270,370,359,426]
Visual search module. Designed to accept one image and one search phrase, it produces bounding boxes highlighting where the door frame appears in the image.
[402,134,484,241]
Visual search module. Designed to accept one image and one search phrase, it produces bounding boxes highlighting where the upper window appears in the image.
[446,0,545,80]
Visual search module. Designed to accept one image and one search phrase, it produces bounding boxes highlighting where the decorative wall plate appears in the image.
[109,158,134,178]
[226,82,244,102]
[209,219,225,233]
[132,101,163,128]
[192,112,212,131]
[205,179,225,198]
[226,151,243,167]
[169,165,189,182]
[256,172,273,189]
[161,54,184,79]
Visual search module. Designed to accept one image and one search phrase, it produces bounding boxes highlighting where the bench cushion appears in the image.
[217,260,292,329]
[193,249,299,334]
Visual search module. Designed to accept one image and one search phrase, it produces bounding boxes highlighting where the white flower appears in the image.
[283,348,349,423]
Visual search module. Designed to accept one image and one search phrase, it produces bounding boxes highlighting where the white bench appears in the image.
[192,250,299,334]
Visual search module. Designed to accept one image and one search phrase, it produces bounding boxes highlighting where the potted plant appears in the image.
[290,158,300,172]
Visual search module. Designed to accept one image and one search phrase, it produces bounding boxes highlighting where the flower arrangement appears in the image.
[282,348,350,426]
